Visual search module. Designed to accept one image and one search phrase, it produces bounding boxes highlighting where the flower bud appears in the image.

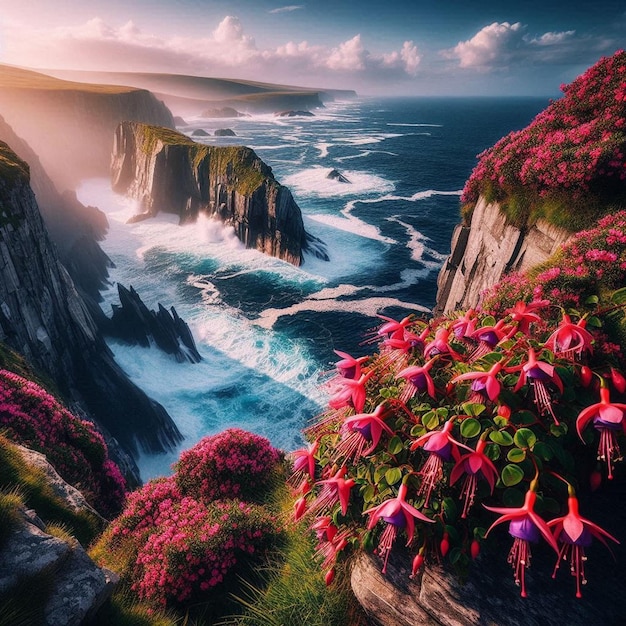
[325,568,336,586]
[294,496,307,521]
[611,368,626,393]
[440,532,450,558]
[410,553,424,578]
[589,469,602,492]
[580,365,593,387]
[470,539,480,560]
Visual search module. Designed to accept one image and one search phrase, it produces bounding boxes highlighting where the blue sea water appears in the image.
[76,96,548,479]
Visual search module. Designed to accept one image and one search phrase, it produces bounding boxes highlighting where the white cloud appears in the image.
[444,22,586,70]
[269,5,304,14]
[0,15,421,87]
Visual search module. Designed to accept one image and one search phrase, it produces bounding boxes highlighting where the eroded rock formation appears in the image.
[111,121,328,266]
[435,195,571,313]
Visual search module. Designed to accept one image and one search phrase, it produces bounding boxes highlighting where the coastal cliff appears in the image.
[0,140,182,466]
[111,121,327,266]
[0,64,174,190]
[434,195,571,313]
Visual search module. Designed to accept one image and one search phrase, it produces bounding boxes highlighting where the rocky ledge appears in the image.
[111,122,328,266]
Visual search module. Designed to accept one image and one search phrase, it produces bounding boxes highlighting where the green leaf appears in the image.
[586,316,602,328]
[481,315,497,327]
[501,464,524,487]
[388,436,404,455]
[361,484,375,503]
[512,410,537,425]
[507,448,526,463]
[442,497,458,522]
[611,287,626,305]
[374,465,390,483]
[514,428,537,450]
[493,415,509,428]
[460,418,481,438]
[489,430,514,446]
[462,402,486,417]
[449,547,463,565]
[532,441,553,461]
[384,467,403,486]
[550,422,568,437]
[422,411,440,431]
[411,424,426,437]
[584,294,599,305]
[484,442,501,461]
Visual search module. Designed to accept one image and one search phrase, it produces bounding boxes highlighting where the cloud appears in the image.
[443,21,595,70]
[268,5,304,14]
[0,15,420,86]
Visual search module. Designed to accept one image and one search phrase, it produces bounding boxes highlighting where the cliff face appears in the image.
[112,121,327,266]
[0,65,174,190]
[0,140,181,465]
[435,195,571,313]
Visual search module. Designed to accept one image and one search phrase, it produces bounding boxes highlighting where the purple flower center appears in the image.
[478,330,499,346]
[593,415,623,430]
[410,372,428,389]
[471,378,488,397]
[356,422,372,440]
[508,516,540,542]
[382,510,407,527]
[560,526,593,547]
[339,365,357,379]
[526,365,550,381]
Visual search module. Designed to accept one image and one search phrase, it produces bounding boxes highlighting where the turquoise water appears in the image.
[77,96,548,479]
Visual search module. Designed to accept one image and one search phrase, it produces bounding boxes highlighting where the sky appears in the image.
[0,0,624,96]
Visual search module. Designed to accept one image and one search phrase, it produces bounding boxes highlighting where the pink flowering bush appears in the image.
[462,50,626,226]
[291,280,626,598]
[0,370,126,517]
[175,428,283,502]
[132,498,280,608]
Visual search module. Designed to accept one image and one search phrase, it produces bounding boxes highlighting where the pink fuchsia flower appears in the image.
[484,485,559,597]
[468,319,509,361]
[333,350,369,380]
[451,361,504,403]
[507,300,549,336]
[424,327,463,361]
[510,348,564,424]
[312,516,351,575]
[450,438,499,518]
[410,420,466,507]
[364,482,434,574]
[333,404,394,462]
[576,385,626,479]
[328,371,374,413]
[451,309,478,341]
[308,466,355,517]
[544,314,594,360]
[376,314,414,339]
[396,358,437,403]
[288,440,319,487]
[548,494,619,598]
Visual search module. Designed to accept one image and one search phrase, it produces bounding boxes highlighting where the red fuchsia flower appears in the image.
[364,482,434,574]
[548,492,619,598]
[332,350,369,380]
[328,371,374,413]
[468,319,509,361]
[507,300,549,336]
[510,348,564,424]
[288,440,319,487]
[396,358,437,403]
[312,516,351,576]
[451,361,504,403]
[308,466,355,517]
[424,327,464,361]
[544,314,594,360]
[378,322,430,373]
[576,385,626,479]
[410,420,465,507]
[449,438,499,518]
[484,485,559,597]
[376,314,414,339]
[333,404,394,462]
[610,367,626,393]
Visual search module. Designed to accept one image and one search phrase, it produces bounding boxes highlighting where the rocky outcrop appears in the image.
[107,283,202,363]
[435,196,571,313]
[0,64,174,190]
[215,128,236,136]
[0,446,117,625]
[191,128,210,137]
[202,107,247,118]
[0,140,182,464]
[327,168,351,183]
[111,121,328,266]
[275,110,315,117]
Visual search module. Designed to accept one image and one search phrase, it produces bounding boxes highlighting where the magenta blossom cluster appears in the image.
[175,428,282,501]
[102,429,284,611]
[132,498,279,608]
[0,370,126,517]
[291,293,625,599]
[462,50,626,207]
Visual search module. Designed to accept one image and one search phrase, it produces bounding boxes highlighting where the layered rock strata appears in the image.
[435,195,571,313]
[111,121,328,266]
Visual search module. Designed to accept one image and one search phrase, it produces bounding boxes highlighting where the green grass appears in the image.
[0,141,29,186]
[0,434,102,546]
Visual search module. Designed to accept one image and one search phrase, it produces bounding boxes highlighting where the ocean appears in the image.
[76,96,548,479]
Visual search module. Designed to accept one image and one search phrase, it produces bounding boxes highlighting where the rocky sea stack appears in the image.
[111,121,328,266]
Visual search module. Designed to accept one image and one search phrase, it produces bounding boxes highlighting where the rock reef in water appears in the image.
[111,121,328,266]
[214,128,236,136]
[327,168,351,183]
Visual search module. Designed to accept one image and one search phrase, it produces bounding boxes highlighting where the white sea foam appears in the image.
[334,150,399,162]
[283,166,395,198]
[386,123,443,127]
[316,142,331,158]
[306,213,396,244]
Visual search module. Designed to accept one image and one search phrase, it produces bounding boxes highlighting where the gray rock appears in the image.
[214,128,236,137]
[327,168,351,183]
[191,128,209,136]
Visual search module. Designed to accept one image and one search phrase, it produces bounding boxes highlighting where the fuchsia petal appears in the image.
[467,454,484,474]
[598,404,626,424]
[562,514,585,543]
[576,403,601,438]
[486,376,501,401]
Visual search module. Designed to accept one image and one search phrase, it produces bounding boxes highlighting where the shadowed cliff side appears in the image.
[111,121,328,266]
[0,140,182,469]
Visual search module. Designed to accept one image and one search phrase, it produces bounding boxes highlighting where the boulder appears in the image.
[202,107,246,118]
[191,128,210,136]
[327,168,351,183]
[173,115,188,126]
[275,110,315,117]
[214,128,236,137]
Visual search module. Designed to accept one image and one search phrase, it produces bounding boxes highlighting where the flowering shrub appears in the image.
[175,428,283,502]
[132,498,280,608]
[291,289,626,598]
[462,50,626,223]
[0,370,126,517]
